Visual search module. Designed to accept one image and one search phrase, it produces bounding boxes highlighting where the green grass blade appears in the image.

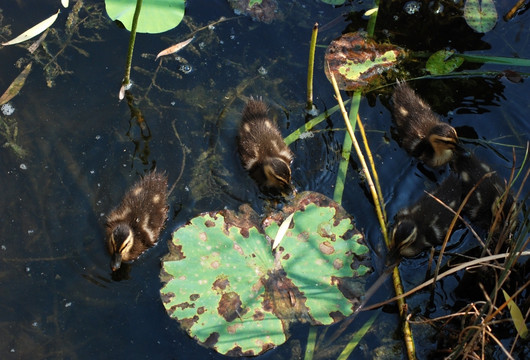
[336,311,379,360]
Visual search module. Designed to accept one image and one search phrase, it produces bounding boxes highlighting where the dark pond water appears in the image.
[0,0,528,359]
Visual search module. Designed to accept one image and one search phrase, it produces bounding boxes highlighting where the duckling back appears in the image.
[237,98,293,194]
[105,171,170,271]
[392,81,458,167]
[451,151,516,232]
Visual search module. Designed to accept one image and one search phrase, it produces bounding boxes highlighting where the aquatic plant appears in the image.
[160,192,373,356]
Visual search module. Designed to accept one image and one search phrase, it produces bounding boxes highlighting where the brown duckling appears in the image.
[105,171,170,271]
[451,150,516,232]
[392,81,459,167]
[392,173,463,257]
[237,98,294,194]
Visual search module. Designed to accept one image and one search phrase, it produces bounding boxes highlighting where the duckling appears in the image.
[392,81,459,167]
[392,173,463,257]
[237,98,294,194]
[105,171,170,271]
[451,150,516,232]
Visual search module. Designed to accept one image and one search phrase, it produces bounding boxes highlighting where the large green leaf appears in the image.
[105,0,186,34]
[160,191,372,356]
[464,0,497,33]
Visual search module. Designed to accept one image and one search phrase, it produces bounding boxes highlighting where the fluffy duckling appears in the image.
[392,81,459,167]
[451,150,516,231]
[237,98,294,194]
[105,171,170,271]
[392,173,463,257]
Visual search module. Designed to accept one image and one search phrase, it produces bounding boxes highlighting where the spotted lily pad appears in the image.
[464,0,497,33]
[160,191,372,356]
[324,32,406,91]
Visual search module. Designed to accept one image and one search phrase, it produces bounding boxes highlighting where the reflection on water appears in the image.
[0,0,528,359]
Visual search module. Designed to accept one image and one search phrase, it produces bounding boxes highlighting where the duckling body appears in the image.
[392,173,463,257]
[392,81,459,167]
[238,98,294,194]
[451,151,515,231]
[105,171,170,271]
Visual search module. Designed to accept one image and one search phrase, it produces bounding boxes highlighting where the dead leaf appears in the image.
[2,10,60,46]
[155,36,195,61]
[27,29,49,54]
[0,63,33,106]
[62,0,69,8]
[272,213,294,250]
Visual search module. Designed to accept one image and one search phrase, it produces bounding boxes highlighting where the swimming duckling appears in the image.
[392,173,463,257]
[451,150,516,232]
[392,81,459,167]
[237,98,294,194]
[105,171,170,271]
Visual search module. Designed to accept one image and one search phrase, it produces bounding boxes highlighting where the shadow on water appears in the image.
[0,0,528,359]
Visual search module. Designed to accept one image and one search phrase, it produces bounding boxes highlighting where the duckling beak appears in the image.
[110,253,122,272]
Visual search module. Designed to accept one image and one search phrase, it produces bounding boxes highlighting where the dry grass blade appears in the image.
[272,212,294,250]
[155,36,195,60]
[2,10,60,46]
[0,62,33,106]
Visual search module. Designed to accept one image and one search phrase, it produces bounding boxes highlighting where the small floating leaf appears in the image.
[2,10,60,46]
[364,7,379,16]
[502,290,529,339]
[464,0,498,33]
[160,191,372,356]
[426,50,464,75]
[0,63,33,106]
[155,36,194,60]
[61,0,69,8]
[324,32,406,91]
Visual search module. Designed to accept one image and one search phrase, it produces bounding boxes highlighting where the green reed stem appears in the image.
[122,0,143,89]
[306,23,318,111]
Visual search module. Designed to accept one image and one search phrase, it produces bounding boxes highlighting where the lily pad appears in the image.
[160,191,372,356]
[324,32,406,91]
[426,50,464,75]
[464,0,497,33]
[105,0,186,34]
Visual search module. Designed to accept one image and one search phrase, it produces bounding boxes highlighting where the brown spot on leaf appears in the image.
[227,322,244,334]
[199,231,207,241]
[329,310,346,323]
[197,306,205,315]
[333,258,343,270]
[282,253,290,260]
[176,302,194,310]
[160,292,175,304]
[297,231,310,242]
[240,228,249,238]
[217,292,246,322]
[190,294,200,301]
[253,310,265,321]
[212,276,230,292]
[205,220,215,227]
[211,260,220,269]
[180,315,199,330]
[225,346,255,357]
[201,332,220,348]
[319,241,335,255]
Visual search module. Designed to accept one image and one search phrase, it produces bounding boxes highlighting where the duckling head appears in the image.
[428,124,459,167]
[262,157,292,193]
[391,219,423,258]
[108,223,134,271]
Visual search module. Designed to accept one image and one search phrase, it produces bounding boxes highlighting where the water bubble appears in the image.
[179,64,193,74]
[1,103,15,115]
[403,1,421,14]
[1,245,6,250]
[429,1,444,14]
[230,35,235,40]
[258,66,268,76]
[19,163,27,170]
[27,229,34,235]
[95,135,101,140]
[199,42,205,50]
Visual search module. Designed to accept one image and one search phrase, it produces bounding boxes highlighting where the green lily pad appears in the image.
[160,191,372,356]
[426,50,464,75]
[324,32,406,91]
[464,0,497,33]
[105,0,186,34]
